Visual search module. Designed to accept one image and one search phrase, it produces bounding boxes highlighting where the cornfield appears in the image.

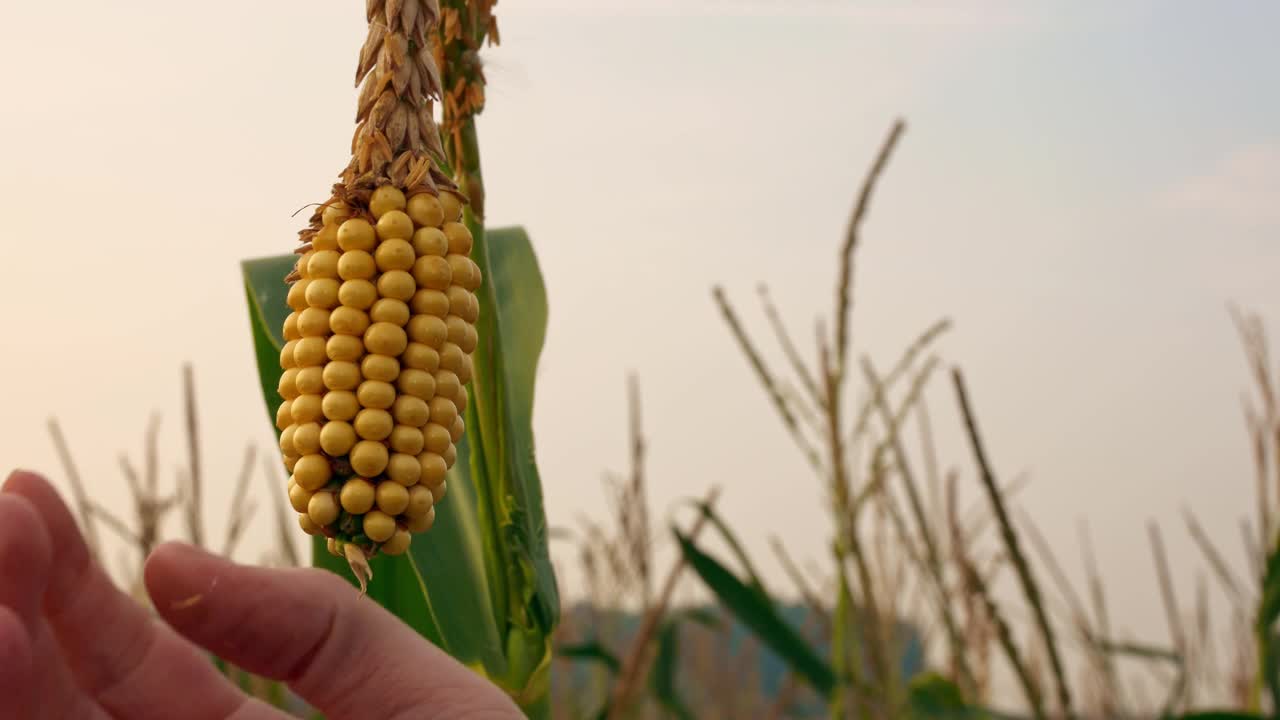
[19,2,1280,719]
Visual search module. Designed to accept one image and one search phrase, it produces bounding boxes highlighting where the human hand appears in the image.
[0,469,521,719]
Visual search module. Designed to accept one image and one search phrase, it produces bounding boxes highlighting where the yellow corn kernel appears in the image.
[439,191,463,222]
[375,481,410,515]
[340,477,376,514]
[322,361,361,391]
[419,451,447,486]
[380,528,412,556]
[375,238,416,272]
[376,210,414,241]
[407,508,436,533]
[350,440,389,477]
[363,510,396,543]
[354,408,393,441]
[369,185,406,218]
[423,423,451,454]
[407,193,444,228]
[411,227,448,257]
[389,424,426,455]
[338,279,378,310]
[442,222,473,255]
[368,301,408,329]
[337,218,376,252]
[405,484,434,519]
[387,452,422,486]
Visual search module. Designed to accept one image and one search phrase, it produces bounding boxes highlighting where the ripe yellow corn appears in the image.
[275,0,479,578]
[278,187,479,562]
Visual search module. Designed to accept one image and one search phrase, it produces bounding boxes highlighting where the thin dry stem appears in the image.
[606,486,722,718]
[952,367,1073,718]
[262,456,299,567]
[958,541,1046,720]
[833,119,906,377]
[221,445,259,558]
[769,536,831,635]
[757,283,822,408]
[88,500,143,548]
[626,373,652,608]
[713,286,825,475]
[1148,521,1187,712]
[850,317,951,444]
[183,364,205,548]
[1182,507,1246,607]
[46,417,101,561]
[862,357,973,695]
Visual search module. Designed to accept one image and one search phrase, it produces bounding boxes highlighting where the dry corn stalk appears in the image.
[275,0,481,589]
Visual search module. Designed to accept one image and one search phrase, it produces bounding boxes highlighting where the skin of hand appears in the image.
[0,469,522,720]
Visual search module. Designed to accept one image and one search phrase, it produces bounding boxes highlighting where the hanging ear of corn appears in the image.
[276,0,480,588]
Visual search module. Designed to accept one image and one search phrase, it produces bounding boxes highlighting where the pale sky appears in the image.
[2,0,1278,684]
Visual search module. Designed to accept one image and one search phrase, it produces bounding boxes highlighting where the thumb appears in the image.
[143,542,519,720]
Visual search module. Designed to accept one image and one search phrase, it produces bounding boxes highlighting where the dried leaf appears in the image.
[418,106,446,161]
[367,0,385,22]
[430,166,456,192]
[487,15,501,46]
[371,89,398,127]
[357,137,373,174]
[407,156,436,193]
[386,103,409,151]
[350,120,367,156]
[370,131,394,172]
[442,7,461,44]
[386,0,405,30]
[356,74,380,122]
[415,50,441,99]
[405,105,420,152]
[385,31,408,63]
[407,61,424,107]
[353,171,379,191]
[376,34,397,81]
[467,83,485,114]
[422,0,440,24]
[413,4,429,38]
[392,49,413,96]
[400,0,418,35]
[388,151,412,187]
[355,23,386,86]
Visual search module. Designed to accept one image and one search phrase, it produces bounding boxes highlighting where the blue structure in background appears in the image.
[556,602,926,716]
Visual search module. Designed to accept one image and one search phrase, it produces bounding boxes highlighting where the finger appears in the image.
[0,490,52,621]
[146,542,522,719]
[0,606,34,715]
[3,470,252,720]
[0,478,111,719]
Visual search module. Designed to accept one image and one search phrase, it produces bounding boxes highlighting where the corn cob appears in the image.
[277,0,480,588]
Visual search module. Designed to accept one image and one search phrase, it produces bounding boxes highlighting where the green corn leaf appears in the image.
[557,641,622,674]
[652,621,694,720]
[1256,533,1280,712]
[673,527,835,698]
[459,221,561,701]
[241,254,295,429]
[555,641,618,720]
[906,673,979,719]
[677,498,769,595]
[651,608,721,720]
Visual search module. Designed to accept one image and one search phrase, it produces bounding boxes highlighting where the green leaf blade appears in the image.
[673,528,835,698]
